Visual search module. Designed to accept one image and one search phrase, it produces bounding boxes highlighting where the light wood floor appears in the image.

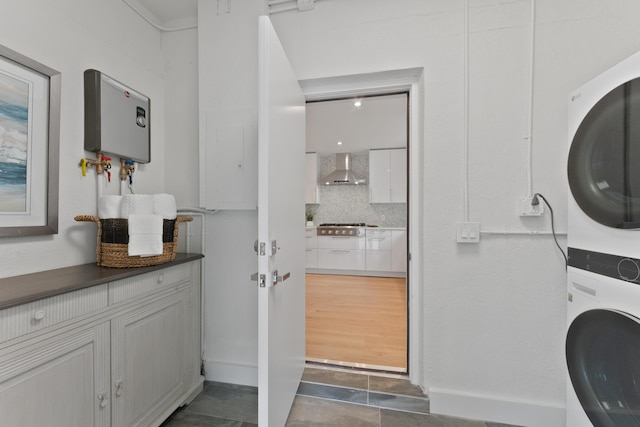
[305,273,407,371]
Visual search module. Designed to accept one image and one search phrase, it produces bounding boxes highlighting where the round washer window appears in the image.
[566,309,640,427]
[568,77,640,228]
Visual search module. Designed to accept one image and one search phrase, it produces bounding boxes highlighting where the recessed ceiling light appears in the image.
[353,100,362,107]
[337,141,343,145]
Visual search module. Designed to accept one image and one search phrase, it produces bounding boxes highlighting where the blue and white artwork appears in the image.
[0,71,29,213]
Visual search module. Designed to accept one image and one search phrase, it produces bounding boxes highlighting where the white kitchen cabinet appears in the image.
[391,230,407,273]
[369,148,407,203]
[317,235,365,270]
[365,229,392,271]
[0,258,203,427]
[305,228,318,268]
[305,152,320,204]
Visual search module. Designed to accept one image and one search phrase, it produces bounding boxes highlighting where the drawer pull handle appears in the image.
[33,310,46,321]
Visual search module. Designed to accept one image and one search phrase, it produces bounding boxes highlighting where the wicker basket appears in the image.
[75,215,193,268]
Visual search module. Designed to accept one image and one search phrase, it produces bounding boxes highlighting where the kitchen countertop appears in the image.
[0,253,204,310]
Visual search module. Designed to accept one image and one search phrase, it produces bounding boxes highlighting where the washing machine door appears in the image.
[568,77,640,228]
[566,309,640,426]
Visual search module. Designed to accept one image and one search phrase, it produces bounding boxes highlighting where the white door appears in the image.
[257,15,306,427]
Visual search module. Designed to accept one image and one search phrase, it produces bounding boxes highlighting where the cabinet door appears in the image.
[391,230,407,273]
[111,289,189,427]
[306,248,318,268]
[305,152,319,203]
[317,248,366,270]
[369,149,391,203]
[369,149,406,203]
[0,323,110,427]
[389,149,407,203]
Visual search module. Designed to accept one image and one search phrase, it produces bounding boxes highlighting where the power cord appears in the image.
[533,193,568,270]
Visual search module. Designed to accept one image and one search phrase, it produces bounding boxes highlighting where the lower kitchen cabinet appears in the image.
[391,230,407,273]
[317,235,365,270]
[305,227,318,268]
[0,258,203,427]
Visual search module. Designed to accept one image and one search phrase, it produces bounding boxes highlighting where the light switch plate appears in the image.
[456,222,480,243]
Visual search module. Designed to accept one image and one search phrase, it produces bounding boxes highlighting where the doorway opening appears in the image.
[304,92,410,373]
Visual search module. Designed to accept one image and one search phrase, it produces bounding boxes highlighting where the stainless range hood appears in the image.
[320,153,366,185]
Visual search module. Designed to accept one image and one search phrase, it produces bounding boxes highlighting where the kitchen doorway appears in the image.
[304,92,409,373]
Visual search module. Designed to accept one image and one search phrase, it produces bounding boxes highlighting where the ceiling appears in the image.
[125,0,198,30]
[130,1,406,156]
[306,93,408,155]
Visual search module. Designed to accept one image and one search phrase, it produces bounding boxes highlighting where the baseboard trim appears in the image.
[429,388,565,427]
[203,359,258,387]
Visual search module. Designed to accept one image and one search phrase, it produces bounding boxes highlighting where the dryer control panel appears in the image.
[569,247,640,283]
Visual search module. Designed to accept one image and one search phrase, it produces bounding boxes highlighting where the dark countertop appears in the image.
[0,253,204,310]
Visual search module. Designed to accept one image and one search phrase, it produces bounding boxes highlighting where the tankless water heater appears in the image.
[84,69,150,163]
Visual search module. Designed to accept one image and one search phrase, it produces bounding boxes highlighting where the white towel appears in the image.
[97,195,122,219]
[128,214,163,256]
[153,193,177,220]
[120,194,154,219]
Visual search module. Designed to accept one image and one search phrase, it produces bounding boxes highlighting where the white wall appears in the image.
[0,0,166,279]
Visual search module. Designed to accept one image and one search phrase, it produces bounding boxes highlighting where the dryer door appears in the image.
[566,309,640,427]
[568,77,640,228]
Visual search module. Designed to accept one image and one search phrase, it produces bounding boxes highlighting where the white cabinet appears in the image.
[305,152,320,204]
[369,148,407,203]
[391,230,407,273]
[0,322,110,427]
[365,229,392,271]
[0,259,203,427]
[305,228,318,269]
[317,236,365,270]
[111,288,189,427]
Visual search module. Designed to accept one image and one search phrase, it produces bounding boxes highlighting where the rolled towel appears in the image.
[120,194,154,219]
[97,195,122,219]
[153,193,177,220]
[128,214,163,256]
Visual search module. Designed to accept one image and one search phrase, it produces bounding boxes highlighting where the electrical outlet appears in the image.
[456,222,480,243]
[519,197,544,216]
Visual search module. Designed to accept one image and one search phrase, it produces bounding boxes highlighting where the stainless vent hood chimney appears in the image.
[320,153,366,185]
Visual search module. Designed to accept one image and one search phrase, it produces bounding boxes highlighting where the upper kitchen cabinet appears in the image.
[369,148,407,203]
[306,152,320,204]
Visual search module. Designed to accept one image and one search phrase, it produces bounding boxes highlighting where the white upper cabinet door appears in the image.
[305,152,319,204]
[369,148,407,203]
[389,148,407,202]
[257,16,306,427]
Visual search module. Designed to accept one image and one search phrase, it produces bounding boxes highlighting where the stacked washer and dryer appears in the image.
[567,50,640,427]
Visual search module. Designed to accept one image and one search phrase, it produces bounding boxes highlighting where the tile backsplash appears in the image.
[306,152,407,227]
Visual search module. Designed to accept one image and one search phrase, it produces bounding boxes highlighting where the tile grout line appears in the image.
[299,380,428,402]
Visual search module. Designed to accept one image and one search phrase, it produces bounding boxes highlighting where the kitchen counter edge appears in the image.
[0,253,204,310]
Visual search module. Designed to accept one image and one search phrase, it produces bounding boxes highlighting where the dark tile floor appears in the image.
[160,366,521,426]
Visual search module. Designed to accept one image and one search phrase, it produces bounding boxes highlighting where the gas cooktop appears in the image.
[317,223,376,236]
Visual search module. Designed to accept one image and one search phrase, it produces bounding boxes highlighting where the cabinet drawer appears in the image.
[366,230,392,250]
[317,236,365,250]
[306,248,318,268]
[318,249,365,270]
[305,230,318,249]
[366,250,392,271]
[0,285,108,344]
[109,263,191,304]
